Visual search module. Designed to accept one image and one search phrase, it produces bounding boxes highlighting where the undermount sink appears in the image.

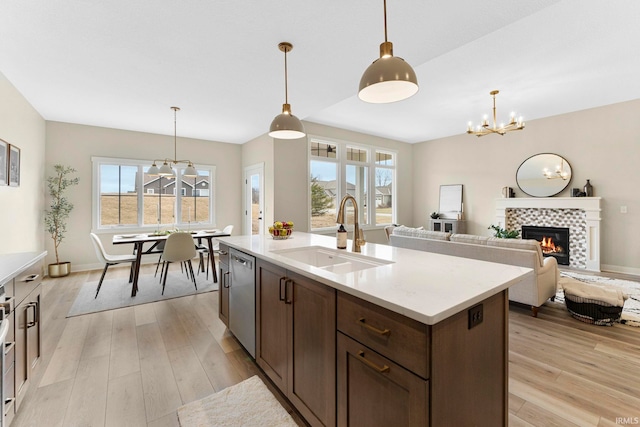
[271,246,393,274]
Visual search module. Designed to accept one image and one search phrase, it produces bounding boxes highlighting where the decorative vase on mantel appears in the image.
[583,179,593,197]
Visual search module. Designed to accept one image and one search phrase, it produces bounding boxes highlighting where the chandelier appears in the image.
[543,158,570,180]
[466,90,525,137]
[148,107,197,177]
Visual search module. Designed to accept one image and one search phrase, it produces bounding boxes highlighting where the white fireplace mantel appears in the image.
[495,197,601,271]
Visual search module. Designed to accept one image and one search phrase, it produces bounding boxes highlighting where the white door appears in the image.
[244,163,264,235]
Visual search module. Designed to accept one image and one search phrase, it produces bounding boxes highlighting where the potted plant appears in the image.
[488,224,520,239]
[44,164,79,277]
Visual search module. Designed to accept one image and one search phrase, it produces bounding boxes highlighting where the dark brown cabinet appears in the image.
[220,245,509,427]
[336,290,508,427]
[256,260,336,427]
[336,291,429,427]
[218,244,230,327]
[337,333,428,427]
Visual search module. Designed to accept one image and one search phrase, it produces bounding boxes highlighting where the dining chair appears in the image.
[160,232,197,295]
[197,225,233,280]
[90,233,137,298]
[153,240,166,278]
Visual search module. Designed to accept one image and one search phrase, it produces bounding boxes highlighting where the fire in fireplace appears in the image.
[521,225,570,265]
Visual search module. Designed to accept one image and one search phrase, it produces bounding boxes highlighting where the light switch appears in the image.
[620,206,628,214]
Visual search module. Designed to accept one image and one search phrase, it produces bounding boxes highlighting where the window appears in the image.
[92,157,215,230]
[309,138,396,231]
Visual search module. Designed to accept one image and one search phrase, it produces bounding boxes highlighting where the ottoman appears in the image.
[560,277,628,326]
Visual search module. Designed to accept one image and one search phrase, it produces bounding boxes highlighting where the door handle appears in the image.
[357,317,391,336]
[357,350,390,373]
[279,277,287,302]
[284,279,293,305]
[26,301,39,328]
[233,256,247,265]
[23,274,40,282]
[223,271,230,288]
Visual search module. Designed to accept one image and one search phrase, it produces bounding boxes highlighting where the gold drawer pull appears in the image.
[358,317,390,336]
[357,350,390,373]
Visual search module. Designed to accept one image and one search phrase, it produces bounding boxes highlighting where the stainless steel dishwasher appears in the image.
[228,248,256,358]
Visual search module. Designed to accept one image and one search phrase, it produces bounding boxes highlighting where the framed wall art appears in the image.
[9,144,20,187]
[0,139,7,186]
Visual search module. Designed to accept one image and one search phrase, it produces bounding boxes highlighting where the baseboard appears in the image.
[601,264,640,277]
[59,259,169,274]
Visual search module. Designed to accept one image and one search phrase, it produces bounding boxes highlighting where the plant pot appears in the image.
[48,262,71,278]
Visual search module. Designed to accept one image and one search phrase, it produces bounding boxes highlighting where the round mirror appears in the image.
[516,153,572,197]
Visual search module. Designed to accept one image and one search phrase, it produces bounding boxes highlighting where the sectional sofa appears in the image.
[389,226,559,316]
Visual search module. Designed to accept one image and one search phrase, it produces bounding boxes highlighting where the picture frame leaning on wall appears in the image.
[9,143,20,187]
[0,139,8,186]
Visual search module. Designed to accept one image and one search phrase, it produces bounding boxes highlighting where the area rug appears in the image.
[177,375,298,427]
[67,270,217,317]
[556,271,640,327]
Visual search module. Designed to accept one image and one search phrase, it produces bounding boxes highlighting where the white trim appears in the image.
[308,135,397,231]
[91,156,216,231]
[244,163,264,236]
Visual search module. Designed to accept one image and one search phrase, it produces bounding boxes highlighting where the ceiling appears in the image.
[2,0,640,144]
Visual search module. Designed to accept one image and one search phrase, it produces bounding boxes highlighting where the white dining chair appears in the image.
[160,232,197,295]
[197,225,233,280]
[90,233,137,298]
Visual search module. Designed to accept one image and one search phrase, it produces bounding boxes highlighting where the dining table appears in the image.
[112,230,231,297]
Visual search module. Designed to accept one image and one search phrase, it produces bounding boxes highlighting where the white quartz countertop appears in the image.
[0,251,48,285]
[218,232,532,325]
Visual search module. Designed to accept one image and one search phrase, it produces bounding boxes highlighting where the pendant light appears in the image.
[269,42,306,139]
[358,0,419,103]
[148,107,198,177]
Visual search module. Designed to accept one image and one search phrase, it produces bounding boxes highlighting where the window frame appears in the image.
[308,136,397,232]
[91,156,216,231]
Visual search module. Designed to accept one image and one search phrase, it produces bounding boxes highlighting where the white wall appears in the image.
[413,99,640,275]
[45,121,243,271]
[0,72,46,255]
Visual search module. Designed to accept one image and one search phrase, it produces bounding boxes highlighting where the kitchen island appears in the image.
[218,232,531,427]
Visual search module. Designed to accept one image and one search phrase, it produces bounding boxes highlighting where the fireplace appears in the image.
[521,225,570,265]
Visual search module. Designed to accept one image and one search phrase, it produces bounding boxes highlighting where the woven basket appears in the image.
[564,293,623,326]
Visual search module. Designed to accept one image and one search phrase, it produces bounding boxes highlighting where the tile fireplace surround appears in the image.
[495,197,601,271]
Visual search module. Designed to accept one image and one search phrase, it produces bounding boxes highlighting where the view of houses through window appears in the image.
[93,158,214,229]
[309,139,395,230]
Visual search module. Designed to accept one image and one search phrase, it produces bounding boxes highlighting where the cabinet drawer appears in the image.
[4,341,15,374]
[2,278,14,299]
[218,243,229,265]
[337,291,429,379]
[337,332,429,427]
[15,261,42,305]
[4,361,15,412]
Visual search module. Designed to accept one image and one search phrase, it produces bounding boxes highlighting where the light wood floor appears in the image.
[10,265,640,427]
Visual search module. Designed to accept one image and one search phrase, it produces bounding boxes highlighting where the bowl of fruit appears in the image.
[269,221,294,240]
